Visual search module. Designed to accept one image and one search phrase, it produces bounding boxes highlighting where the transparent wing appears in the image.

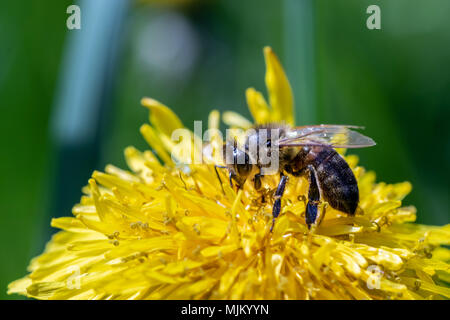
[278,125,376,149]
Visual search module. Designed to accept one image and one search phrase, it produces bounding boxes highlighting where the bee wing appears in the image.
[278,125,376,149]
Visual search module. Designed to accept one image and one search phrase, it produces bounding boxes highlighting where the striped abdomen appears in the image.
[307,146,359,215]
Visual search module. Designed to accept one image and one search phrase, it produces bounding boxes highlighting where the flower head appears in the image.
[9,47,450,300]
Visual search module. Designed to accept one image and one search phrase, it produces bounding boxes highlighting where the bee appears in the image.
[216,123,376,231]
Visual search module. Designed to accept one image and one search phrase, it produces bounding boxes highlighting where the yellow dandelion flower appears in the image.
[8,47,450,300]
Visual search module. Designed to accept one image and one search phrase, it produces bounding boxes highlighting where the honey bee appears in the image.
[216,123,376,231]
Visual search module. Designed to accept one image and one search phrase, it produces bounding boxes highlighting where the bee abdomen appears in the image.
[311,147,359,215]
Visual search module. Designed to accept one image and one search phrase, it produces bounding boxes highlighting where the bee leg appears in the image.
[319,201,329,214]
[229,171,234,188]
[317,201,328,226]
[270,174,288,232]
[254,172,262,191]
[305,166,321,229]
[305,202,318,229]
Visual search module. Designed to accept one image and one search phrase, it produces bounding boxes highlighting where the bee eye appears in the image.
[266,140,271,148]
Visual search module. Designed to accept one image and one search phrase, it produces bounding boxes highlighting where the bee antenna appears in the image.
[214,165,226,195]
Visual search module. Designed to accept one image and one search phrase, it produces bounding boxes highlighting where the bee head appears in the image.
[223,140,253,187]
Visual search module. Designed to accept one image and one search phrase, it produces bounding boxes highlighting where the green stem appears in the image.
[283,0,317,125]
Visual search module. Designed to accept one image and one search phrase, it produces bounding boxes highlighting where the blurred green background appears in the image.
[1,0,449,299]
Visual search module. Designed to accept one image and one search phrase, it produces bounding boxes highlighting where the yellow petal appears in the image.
[140,124,173,165]
[208,110,220,130]
[263,46,294,125]
[141,97,183,136]
[222,111,252,129]
[245,88,271,124]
